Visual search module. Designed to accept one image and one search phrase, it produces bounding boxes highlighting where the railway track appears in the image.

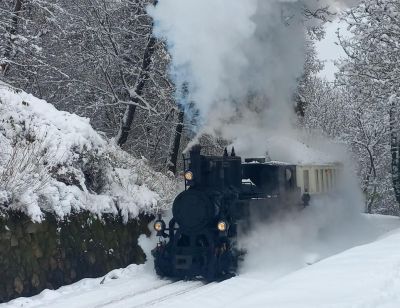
[95,280,210,308]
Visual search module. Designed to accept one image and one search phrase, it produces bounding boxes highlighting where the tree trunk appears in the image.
[1,0,24,75]
[168,108,185,174]
[390,96,400,209]
[116,34,157,147]
[365,147,377,214]
[116,0,158,147]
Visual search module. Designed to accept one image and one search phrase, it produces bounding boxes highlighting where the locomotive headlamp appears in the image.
[217,221,228,232]
[184,171,194,181]
[154,220,165,232]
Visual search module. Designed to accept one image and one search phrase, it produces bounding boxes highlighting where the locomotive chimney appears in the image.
[231,147,236,157]
[190,144,201,156]
[223,148,228,157]
[189,144,202,185]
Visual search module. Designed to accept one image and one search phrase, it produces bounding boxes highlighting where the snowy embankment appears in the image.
[232,228,400,308]
[4,214,400,308]
[0,82,177,221]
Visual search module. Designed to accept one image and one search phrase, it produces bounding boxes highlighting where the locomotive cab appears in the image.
[183,144,242,190]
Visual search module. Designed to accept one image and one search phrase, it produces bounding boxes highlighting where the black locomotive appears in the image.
[151,145,305,281]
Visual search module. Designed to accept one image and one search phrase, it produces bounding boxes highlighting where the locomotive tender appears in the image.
[152,145,339,281]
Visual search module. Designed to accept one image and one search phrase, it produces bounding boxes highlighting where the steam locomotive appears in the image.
[151,145,339,281]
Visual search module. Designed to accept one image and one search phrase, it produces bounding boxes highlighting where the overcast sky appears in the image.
[315,20,348,81]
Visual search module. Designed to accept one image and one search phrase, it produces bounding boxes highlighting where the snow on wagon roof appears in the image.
[234,134,340,166]
[262,136,339,165]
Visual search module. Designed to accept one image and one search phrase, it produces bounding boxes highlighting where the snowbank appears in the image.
[0,82,177,221]
[1,265,159,308]
[228,227,400,308]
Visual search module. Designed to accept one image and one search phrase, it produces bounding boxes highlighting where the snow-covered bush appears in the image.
[0,131,55,218]
[0,82,179,222]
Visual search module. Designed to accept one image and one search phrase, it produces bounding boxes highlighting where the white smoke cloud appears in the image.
[149,0,357,149]
[238,152,377,279]
[238,195,378,279]
[149,0,258,125]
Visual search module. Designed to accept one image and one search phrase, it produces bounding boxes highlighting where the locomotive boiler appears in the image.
[151,145,339,281]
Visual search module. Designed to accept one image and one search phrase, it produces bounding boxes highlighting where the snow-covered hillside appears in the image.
[0,82,177,221]
[3,214,400,308]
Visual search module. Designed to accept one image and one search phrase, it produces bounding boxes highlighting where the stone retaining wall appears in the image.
[0,211,152,302]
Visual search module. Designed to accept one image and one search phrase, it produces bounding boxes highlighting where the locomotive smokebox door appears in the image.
[172,189,215,233]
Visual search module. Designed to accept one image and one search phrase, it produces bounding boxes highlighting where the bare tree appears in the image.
[337,0,400,211]
[0,0,24,75]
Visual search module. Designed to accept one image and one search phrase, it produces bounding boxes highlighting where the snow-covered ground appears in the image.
[3,214,400,308]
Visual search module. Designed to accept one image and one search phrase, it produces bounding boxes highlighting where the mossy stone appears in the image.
[10,236,18,247]
[14,277,24,294]
[0,211,151,302]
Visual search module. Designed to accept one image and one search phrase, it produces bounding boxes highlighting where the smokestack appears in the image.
[190,144,201,160]
[189,144,202,184]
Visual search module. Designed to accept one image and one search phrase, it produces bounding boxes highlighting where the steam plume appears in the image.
[148,0,373,280]
[148,0,357,152]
